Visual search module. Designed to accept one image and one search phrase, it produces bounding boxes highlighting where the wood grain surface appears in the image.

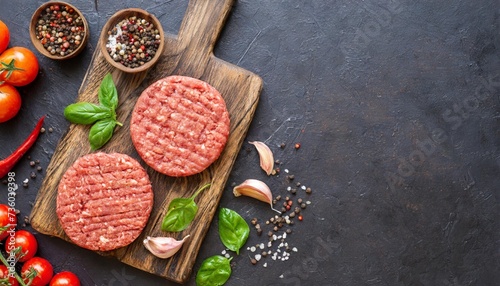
[29,0,262,283]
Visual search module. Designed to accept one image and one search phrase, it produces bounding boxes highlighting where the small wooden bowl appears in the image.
[30,1,89,60]
[99,8,165,73]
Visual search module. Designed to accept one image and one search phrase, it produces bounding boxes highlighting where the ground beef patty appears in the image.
[56,152,153,251]
[130,75,230,177]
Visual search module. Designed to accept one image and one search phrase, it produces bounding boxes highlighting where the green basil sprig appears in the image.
[218,208,250,255]
[161,183,211,232]
[64,73,122,150]
[196,255,232,286]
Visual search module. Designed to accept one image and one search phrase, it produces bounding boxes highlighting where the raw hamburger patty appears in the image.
[56,152,154,251]
[130,75,230,177]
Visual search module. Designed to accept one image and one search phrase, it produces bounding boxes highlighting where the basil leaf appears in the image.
[218,208,249,255]
[161,183,211,232]
[98,73,118,109]
[162,198,198,232]
[64,102,112,125]
[89,118,116,150]
[196,255,232,286]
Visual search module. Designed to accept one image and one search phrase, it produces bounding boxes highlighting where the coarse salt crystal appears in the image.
[263,263,267,268]
[250,246,256,252]
[306,200,311,204]
[287,186,292,191]
[222,250,227,255]
[279,274,284,279]
[283,233,287,239]
[224,253,230,259]
[292,247,298,252]
[260,243,265,249]
[284,169,289,173]
[272,235,277,241]
[301,185,306,190]
[285,256,289,260]
[268,241,272,248]
[255,254,262,261]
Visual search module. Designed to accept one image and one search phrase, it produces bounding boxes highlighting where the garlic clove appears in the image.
[143,234,190,259]
[233,179,281,213]
[249,141,274,175]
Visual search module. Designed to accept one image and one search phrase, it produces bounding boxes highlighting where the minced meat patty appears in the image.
[56,152,154,251]
[130,75,230,177]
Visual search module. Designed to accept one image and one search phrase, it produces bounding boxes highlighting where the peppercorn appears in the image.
[301,203,306,209]
[268,231,273,237]
[306,187,312,194]
[251,218,257,225]
[291,188,297,194]
[250,258,257,265]
[289,212,295,218]
[256,229,262,236]
[298,215,303,221]
[294,143,301,149]
[276,195,281,201]
[286,228,292,234]
[297,198,303,204]
[294,207,301,214]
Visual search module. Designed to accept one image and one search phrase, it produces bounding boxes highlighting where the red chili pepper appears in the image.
[0,116,45,178]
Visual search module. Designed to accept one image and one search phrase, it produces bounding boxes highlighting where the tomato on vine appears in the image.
[0,264,19,286]
[49,271,80,286]
[5,230,38,263]
[0,204,17,240]
[21,257,53,286]
[0,20,9,54]
[0,47,39,86]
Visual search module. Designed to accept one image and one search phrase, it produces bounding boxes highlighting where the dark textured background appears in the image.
[0,0,499,285]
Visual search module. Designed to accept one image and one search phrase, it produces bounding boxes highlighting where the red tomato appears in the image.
[5,230,38,263]
[0,84,21,123]
[49,271,80,286]
[0,47,39,86]
[0,204,17,240]
[21,257,53,286]
[0,264,19,286]
[0,20,9,54]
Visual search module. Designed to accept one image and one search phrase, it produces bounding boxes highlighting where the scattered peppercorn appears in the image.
[251,218,257,225]
[294,143,301,149]
[106,16,161,68]
[306,187,312,194]
[300,203,306,209]
[30,172,36,179]
[298,215,303,221]
[29,161,36,167]
[250,258,257,265]
[36,166,43,172]
[35,4,86,57]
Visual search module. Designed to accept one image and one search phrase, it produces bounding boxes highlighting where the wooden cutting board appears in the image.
[30,0,262,283]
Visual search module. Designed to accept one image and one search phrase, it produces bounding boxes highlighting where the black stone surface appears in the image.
[0,0,499,285]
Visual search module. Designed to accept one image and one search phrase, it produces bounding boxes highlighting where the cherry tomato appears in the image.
[0,204,17,241]
[5,230,38,263]
[0,47,39,86]
[21,257,53,286]
[0,20,9,54]
[0,264,19,286]
[49,271,80,286]
[0,84,21,123]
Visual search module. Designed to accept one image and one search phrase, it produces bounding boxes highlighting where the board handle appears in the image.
[177,0,235,56]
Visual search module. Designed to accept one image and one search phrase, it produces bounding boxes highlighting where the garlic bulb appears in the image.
[143,235,190,259]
